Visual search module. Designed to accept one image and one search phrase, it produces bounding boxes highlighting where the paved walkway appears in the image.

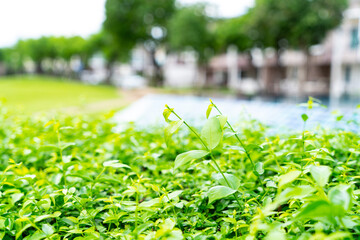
[113,94,358,132]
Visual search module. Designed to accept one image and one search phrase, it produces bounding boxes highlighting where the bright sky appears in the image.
[0,0,254,48]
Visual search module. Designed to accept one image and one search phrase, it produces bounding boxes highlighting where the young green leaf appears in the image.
[275,185,316,205]
[163,105,172,123]
[255,162,264,175]
[296,200,336,222]
[213,173,240,190]
[310,165,331,187]
[164,120,184,146]
[245,143,263,152]
[42,223,54,236]
[278,170,302,189]
[217,115,228,129]
[206,103,213,119]
[201,116,222,150]
[301,113,308,122]
[328,184,352,211]
[208,185,237,204]
[174,150,209,169]
[103,160,131,169]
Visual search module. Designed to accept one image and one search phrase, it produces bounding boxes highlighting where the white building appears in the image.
[330,0,360,105]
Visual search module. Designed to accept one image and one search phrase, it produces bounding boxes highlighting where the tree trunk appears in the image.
[196,63,207,89]
[104,61,115,85]
[35,61,43,74]
[149,49,163,87]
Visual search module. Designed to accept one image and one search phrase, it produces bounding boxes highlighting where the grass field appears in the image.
[0,75,121,113]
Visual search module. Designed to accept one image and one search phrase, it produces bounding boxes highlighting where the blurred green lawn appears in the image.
[0,75,120,113]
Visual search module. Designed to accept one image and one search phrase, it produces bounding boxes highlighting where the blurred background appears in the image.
[0,0,359,118]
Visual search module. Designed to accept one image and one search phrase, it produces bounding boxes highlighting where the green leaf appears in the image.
[296,200,335,222]
[278,170,301,189]
[201,117,222,150]
[265,229,286,240]
[163,106,172,123]
[11,193,24,204]
[103,160,131,169]
[164,190,183,202]
[164,120,184,146]
[42,223,54,236]
[28,231,47,239]
[208,186,236,204]
[213,173,240,190]
[206,103,213,118]
[217,115,227,129]
[255,162,264,175]
[310,165,331,187]
[245,143,262,152]
[328,184,352,211]
[16,223,33,239]
[34,212,61,223]
[275,185,316,204]
[174,150,209,169]
[225,145,245,152]
[137,222,154,235]
[61,142,75,150]
[301,113,308,122]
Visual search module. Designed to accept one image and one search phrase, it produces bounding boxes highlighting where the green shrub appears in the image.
[0,99,360,239]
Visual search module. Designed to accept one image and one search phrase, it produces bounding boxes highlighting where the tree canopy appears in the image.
[168,4,213,64]
[104,0,176,48]
[249,0,348,51]
[213,14,253,53]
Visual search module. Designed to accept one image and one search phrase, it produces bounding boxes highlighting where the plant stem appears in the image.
[210,154,242,208]
[135,180,139,239]
[345,143,359,165]
[267,138,284,173]
[167,106,242,209]
[211,102,263,185]
[302,121,306,160]
[90,167,105,198]
[55,119,66,186]
[169,109,208,150]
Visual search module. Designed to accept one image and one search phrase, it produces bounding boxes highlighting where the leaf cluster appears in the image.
[1,101,360,239]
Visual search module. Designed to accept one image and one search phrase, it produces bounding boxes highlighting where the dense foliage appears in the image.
[1,100,360,239]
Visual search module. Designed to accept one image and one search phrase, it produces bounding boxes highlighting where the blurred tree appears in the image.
[20,38,49,73]
[214,14,252,53]
[0,49,4,63]
[104,0,176,86]
[0,47,25,74]
[87,31,131,84]
[168,4,213,64]
[56,36,86,63]
[168,4,214,86]
[249,0,348,87]
[54,36,87,78]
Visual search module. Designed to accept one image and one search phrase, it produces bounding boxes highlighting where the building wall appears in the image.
[163,53,199,88]
[330,0,360,104]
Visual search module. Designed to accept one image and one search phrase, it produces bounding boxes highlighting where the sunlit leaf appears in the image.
[164,120,184,146]
[103,160,131,169]
[278,170,301,189]
[201,116,222,150]
[206,103,213,119]
[213,173,240,190]
[310,165,331,187]
[174,150,209,169]
[208,186,237,204]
